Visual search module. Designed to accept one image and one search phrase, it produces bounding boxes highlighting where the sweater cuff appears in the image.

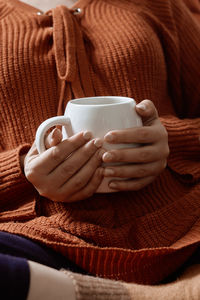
[160,116,200,154]
[160,116,200,180]
[61,270,130,300]
[0,144,32,201]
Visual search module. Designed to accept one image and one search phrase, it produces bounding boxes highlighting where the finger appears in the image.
[50,142,104,188]
[27,142,38,156]
[61,168,104,203]
[103,160,167,179]
[135,99,158,125]
[31,131,92,174]
[27,147,104,202]
[108,176,156,191]
[104,120,163,144]
[45,128,63,149]
[24,142,38,165]
[102,144,165,164]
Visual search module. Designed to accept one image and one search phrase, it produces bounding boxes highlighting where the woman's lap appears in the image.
[0,231,84,271]
[0,231,86,300]
[0,252,29,300]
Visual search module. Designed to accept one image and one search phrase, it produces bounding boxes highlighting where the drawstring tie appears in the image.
[52,6,95,115]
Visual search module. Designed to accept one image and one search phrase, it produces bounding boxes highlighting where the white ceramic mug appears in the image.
[35,96,142,193]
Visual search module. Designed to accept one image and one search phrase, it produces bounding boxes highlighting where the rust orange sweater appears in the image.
[0,0,200,284]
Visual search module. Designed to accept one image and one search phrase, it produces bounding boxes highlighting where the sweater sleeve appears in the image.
[159,0,200,182]
[160,116,200,181]
[171,0,200,118]
[0,144,37,218]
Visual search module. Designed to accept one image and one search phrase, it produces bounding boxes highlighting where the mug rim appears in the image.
[68,96,135,106]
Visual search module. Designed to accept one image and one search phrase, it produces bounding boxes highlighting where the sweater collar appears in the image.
[7,0,93,13]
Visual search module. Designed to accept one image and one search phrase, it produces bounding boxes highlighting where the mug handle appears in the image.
[35,116,71,154]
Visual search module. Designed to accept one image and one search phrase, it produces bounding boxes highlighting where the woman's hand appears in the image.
[23,129,105,202]
[102,100,169,191]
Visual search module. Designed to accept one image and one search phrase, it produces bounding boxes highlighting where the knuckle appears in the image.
[60,163,75,178]
[139,128,149,142]
[51,146,61,163]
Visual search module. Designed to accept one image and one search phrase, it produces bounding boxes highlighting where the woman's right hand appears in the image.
[23,129,105,203]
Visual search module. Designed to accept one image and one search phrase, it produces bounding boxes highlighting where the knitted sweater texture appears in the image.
[0,0,200,284]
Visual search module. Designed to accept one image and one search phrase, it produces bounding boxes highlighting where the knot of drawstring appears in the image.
[51,6,95,114]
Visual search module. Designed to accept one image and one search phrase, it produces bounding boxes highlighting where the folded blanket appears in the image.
[62,263,200,300]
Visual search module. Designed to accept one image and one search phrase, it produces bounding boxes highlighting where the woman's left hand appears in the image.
[102,99,169,191]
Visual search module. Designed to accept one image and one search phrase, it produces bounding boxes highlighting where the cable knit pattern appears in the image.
[0,0,200,284]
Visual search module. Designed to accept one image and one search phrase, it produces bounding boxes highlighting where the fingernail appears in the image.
[83,131,92,140]
[104,168,115,176]
[94,138,103,148]
[105,133,114,142]
[50,128,57,138]
[52,128,61,139]
[136,103,146,110]
[102,152,113,161]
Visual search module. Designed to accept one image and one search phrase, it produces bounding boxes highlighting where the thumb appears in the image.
[135,99,158,125]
